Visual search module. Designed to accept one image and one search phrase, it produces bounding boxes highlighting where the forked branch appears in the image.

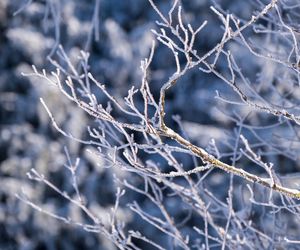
[154,0,300,199]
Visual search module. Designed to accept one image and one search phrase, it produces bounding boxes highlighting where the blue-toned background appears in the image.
[1,0,300,249]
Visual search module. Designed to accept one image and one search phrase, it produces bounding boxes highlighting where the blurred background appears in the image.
[1,0,300,249]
